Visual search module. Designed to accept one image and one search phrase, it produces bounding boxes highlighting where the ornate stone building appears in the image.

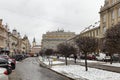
[8,30,31,55]
[22,35,31,54]
[0,19,31,55]
[8,29,21,55]
[0,19,9,53]
[41,29,75,51]
[100,0,120,38]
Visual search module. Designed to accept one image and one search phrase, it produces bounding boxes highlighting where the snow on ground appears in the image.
[39,56,64,65]
[102,63,120,67]
[43,61,64,65]
[52,65,120,80]
[39,56,120,80]
[77,60,101,63]
[60,57,105,64]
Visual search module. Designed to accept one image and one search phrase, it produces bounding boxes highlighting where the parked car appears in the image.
[87,54,96,60]
[0,57,12,74]
[80,54,85,59]
[112,54,120,62]
[104,56,111,62]
[12,54,24,61]
[96,53,110,61]
[0,55,16,70]
[0,67,9,80]
[80,54,96,60]
[96,53,106,61]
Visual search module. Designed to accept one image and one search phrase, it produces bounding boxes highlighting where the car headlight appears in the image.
[8,61,11,64]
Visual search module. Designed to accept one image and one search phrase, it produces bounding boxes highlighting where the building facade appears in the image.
[80,26,100,38]
[8,32,19,55]
[0,19,9,53]
[30,38,41,56]
[22,35,31,54]
[41,30,75,51]
[0,19,31,55]
[100,0,120,38]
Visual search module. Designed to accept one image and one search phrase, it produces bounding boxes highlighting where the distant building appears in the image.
[30,38,41,56]
[21,35,31,54]
[80,24,100,38]
[41,29,76,51]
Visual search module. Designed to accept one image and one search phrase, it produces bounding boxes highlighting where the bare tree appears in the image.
[70,46,77,63]
[103,23,120,64]
[44,49,54,65]
[57,43,77,65]
[75,36,98,71]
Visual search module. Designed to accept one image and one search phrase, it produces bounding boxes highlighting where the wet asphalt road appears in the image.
[9,57,72,80]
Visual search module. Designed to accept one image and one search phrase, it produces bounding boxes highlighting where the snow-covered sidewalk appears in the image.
[52,65,120,80]
[39,56,120,80]
[102,63,120,67]
[40,58,120,80]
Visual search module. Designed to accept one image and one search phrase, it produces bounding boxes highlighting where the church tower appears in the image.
[32,37,36,47]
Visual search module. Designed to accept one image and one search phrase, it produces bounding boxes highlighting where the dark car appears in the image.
[112,54,120,62]
[87,54,96,60]
[12,54,24,61]
[0,55,16,70]
[80,54,96,60]
[0,57,12,74]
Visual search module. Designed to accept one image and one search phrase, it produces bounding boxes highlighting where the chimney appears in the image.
[0,19,2,26]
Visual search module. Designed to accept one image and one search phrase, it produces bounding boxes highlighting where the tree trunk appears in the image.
[48,57,50,66]
[110,54,113,64]
[118,54,120,63]
[65,57,67,65]
[74,58,76,63]
[85,52,88,71]
[74,55,77,63]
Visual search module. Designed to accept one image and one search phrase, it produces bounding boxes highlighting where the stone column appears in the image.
[114,7,118,25]
[0,19,2,26]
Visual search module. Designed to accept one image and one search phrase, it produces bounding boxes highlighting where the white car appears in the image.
[0,67,8,80]
[96,53,106,61]
[96,53,110,61]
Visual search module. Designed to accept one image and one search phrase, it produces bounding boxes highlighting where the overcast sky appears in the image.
[0,0,104,44]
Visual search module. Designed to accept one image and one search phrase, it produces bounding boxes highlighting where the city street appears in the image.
[9,57,72,80]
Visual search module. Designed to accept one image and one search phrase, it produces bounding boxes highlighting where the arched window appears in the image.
[103,14,106,22]
[111,10,114,19]
[103,26,106,34]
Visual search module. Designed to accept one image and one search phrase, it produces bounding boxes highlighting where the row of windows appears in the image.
[45,35,72,37]
[103,7,120,22]
[83,29,100,37]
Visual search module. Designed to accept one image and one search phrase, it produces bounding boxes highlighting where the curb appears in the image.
[39,60,75,80]
[38,58,88,80]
